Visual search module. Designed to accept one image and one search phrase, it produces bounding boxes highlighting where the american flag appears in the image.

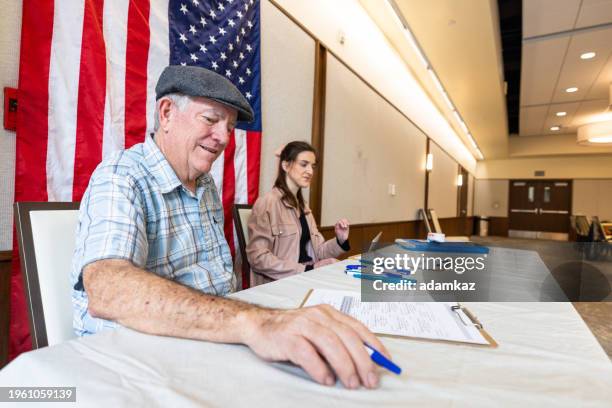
[168,0,262,244]
[10,0,262,360]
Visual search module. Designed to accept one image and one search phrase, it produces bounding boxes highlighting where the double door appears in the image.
[509,180,572,233]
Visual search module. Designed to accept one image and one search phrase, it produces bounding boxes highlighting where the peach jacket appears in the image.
[246,187,346,286]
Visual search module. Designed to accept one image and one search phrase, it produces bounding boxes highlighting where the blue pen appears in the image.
[364,343,401,375]
[382,271,408,279]
[347,272,416,284]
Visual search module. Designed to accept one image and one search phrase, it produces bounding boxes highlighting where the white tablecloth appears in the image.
[1,260,611,407]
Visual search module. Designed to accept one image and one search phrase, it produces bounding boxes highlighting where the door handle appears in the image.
[540,210,569,215]
[510,209,537,213]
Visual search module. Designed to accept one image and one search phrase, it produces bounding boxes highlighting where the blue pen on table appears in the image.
[364,343,402,375]
[345,264,412,276]
[346,271,416,284]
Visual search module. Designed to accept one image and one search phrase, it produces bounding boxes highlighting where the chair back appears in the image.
[233,204,253,289]
[589,216,607,242]
[575,215,591,237]
[14,202,80,349]
[419,208,432,234]
[427,209,443,234]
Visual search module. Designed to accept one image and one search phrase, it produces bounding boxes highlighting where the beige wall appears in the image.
[473,179,508,217]
[259,0,315,195]
[476,154,612,179]
[271,0,476,173]
[428,143,459,218]
[321,55,427,225]
[0,0,21,250]
[573,179,612,221]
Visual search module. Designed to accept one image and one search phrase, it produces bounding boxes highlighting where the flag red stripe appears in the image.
[72,0,107,201]
[15,2,54,202]
[246,131,261,204]
[222,132,236,254]
[10,0,56,360]
[124,0,151,148]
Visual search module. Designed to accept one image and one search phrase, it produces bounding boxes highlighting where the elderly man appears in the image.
[71,65,389,389]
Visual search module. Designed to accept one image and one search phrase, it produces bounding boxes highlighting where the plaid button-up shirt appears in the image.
[71,135,235,336]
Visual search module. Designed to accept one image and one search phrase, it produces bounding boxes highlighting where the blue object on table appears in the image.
[397,239,490,254]
[364,343,402,375]
[347,271,416,284]
[345,264,412,276]
[271,343,401,384]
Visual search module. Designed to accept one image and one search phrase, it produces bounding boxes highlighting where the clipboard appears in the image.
[300,289,498,348]
[449,304,498,347]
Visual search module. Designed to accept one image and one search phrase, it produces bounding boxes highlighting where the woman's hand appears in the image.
[335,218,350,244]
[313,258,339,268]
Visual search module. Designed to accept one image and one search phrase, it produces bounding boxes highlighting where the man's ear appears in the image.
[158,98,173,132]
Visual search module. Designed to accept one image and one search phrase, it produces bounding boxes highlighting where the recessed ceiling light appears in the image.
[550,126,561,131]
[580,52,596,60]
[556,111,567,117]
[566,87,578,93]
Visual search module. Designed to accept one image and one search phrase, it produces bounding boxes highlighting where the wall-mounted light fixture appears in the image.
[425,153,433,171]
[457,174,464,187]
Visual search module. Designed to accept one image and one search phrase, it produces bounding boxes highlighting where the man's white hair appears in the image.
[153,93,193,132]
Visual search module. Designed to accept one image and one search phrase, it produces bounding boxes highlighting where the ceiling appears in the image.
[361,0,612,160]
[361,0,509,159]
[520,0,612,139]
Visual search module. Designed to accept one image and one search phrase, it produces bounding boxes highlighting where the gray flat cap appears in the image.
[155,65,254,122]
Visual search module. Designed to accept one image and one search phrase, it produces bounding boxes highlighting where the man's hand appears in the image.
[334,218,350,244]
[240,304,391,389]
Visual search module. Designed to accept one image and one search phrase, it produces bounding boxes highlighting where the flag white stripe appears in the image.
[234,129,248,203]
[46,0,85,201]
[102,0,130,157]
[146,0,170,137]
[210,148,225,201]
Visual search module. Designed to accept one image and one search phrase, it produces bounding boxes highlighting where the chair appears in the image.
[419,208,432,234]
[589,217,608,242]
[427,208,471,242]
[572,215,591,242]
[233,204,253,289]
[14,202,80,349]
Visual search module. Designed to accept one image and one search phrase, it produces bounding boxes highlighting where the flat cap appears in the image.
[155,65,254,122]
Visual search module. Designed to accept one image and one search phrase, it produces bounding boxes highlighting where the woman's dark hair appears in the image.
[274,141,317,211]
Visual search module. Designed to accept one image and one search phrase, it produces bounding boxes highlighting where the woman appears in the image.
[247,141,350,286]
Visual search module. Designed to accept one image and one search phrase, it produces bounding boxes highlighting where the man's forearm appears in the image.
[83,259,264,343]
